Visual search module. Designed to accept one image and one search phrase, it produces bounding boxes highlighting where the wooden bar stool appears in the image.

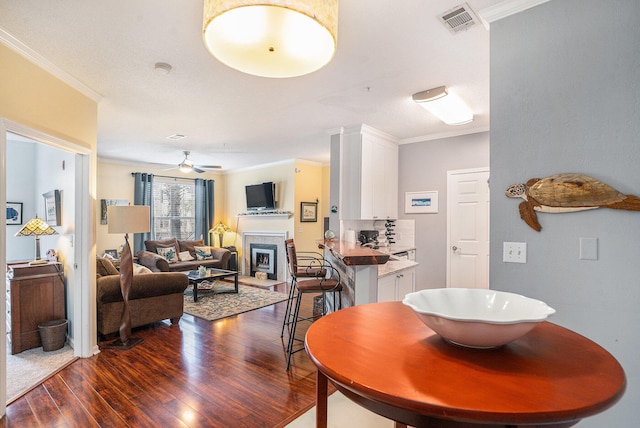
[280,238,326,338]
[283,240,342,370]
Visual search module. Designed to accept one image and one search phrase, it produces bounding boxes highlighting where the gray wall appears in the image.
[490,1,639,426]
[398,131,489,289]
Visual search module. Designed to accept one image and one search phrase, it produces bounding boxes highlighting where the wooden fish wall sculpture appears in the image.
[505,173,640,231]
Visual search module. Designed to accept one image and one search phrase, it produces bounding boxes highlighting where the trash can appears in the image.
[38,319,68,352]
[313,295,324,316]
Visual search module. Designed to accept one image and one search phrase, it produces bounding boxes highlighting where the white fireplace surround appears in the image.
[242,230,289,281]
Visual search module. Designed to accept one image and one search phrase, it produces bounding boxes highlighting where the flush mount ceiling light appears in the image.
[202,0,338,78]
[412,86,474,125]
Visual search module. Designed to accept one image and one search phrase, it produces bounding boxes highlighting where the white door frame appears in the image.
[1,118,97,412]
[446,167,490,288]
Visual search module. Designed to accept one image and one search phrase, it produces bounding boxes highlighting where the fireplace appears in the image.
[242,230,288,281]
[250,244,277,280]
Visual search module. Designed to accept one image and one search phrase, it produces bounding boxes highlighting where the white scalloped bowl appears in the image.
[402,288,556,348]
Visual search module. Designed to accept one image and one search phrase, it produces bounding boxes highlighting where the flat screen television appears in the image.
[245,182,276,211]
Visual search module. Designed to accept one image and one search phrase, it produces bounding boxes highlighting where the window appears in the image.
[152,179,196,240]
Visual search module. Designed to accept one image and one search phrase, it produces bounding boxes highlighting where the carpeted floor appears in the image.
[6,344,76,403]
[183,282,288,321]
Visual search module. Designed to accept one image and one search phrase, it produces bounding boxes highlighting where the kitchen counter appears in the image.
[378,259,418,278]
[317,240,390,266]
[374,246,415,255]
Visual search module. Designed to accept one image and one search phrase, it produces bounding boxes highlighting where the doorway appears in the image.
[1,119,95,408]
[446,168,490,289]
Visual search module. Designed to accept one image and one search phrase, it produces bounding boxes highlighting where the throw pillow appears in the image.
[194,246,213,261]
[157,246,179,263]
[144,238,179,254]
[132,263,152,275]
[179,250,195,261]
[178,239,204,260]
[96,257,119,277]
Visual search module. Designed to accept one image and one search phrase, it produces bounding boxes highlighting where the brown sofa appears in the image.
[136,238,231,272]
[96,257,189,337]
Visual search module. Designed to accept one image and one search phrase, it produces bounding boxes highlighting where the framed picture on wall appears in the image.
[405,191,438,214]
[300,202,318,222]
[43,190,61,226]
[6,202,23,225]
[100,199,128,224]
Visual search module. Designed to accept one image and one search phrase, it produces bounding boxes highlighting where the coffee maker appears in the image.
[358,230,379,246]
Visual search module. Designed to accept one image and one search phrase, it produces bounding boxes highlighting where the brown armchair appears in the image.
[96,257,188,338]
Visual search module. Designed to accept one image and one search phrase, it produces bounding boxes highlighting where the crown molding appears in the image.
[0,26,102,102]
[478,0,551,26]
[400,125,489,145]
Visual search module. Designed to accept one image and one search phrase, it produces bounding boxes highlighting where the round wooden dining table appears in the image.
[305,301,626,428]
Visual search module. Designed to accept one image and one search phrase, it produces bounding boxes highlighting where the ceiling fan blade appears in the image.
[192,167,206,173]
[195,164,222,169]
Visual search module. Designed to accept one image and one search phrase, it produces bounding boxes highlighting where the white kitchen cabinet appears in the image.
[377,266,415,302]
[341,125,398,220]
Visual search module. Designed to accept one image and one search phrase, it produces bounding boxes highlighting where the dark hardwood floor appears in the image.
[2,284,330,427]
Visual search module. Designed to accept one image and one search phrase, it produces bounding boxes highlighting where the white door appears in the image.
[447,168,490,288]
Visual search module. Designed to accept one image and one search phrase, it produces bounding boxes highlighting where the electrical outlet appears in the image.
[503,242,526,263]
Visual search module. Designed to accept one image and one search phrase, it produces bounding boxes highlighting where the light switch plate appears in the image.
[503,242,527,263]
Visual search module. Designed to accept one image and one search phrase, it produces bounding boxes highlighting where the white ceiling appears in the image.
[1,0,510,171]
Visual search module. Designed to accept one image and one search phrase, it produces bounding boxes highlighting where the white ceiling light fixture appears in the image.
[412,86,474,125]
[202,0,338,78]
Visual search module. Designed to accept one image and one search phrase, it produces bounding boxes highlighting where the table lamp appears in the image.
[15,215,58,265]
[106,205,150,349]
[210,221,231,247]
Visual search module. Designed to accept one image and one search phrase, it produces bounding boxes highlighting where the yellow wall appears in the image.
[0,44,96,148]
[96,160,226,254]
[97,159,331,258]
[224,161,296,258]
[293,160,326,252]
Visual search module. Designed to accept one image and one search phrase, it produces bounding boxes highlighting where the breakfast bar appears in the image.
[317,240,390,308]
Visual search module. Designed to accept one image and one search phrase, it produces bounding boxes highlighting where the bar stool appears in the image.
[283,240,342,370]
[280,238,326,338]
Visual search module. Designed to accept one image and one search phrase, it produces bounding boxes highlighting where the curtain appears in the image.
[195,179,215,246]
[133,172,154,253]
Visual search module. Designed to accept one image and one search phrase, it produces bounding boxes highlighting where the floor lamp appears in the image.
[105,205,150,349]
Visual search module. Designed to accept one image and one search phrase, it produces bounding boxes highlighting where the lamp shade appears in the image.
[15,216,58,237]
[107,205,150,234]
[203,0,338,78]
[413,86,474,125]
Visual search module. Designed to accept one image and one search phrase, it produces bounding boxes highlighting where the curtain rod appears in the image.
[130,172,204,182]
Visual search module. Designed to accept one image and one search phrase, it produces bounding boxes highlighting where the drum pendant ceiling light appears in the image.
[203,0,338,78]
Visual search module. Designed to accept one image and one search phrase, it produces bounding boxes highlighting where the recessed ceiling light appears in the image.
[167,134,186,140]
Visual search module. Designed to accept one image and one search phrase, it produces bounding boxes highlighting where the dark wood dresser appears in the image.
[6,262,65,354]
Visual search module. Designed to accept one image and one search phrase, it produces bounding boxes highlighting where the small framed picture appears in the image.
[104,249,118,259]
[43,190,61,225]
[6,202,23,225]
[300,201,318,222]
[405,191,438,214]
[101,199,128,224]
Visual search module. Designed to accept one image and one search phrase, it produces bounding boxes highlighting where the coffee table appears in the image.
[186,268,238,302]
[305,302,626,428]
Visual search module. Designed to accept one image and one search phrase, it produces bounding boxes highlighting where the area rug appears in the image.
[283,391,393,428]
[183,282,288,321]
[6,344,76,403]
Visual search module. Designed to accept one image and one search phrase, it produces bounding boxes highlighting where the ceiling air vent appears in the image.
[439,3,479,34]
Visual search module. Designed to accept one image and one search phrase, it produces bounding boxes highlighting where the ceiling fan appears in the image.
[166,151,222,173]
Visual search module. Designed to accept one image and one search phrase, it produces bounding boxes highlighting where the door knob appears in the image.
[452,246,459,252]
